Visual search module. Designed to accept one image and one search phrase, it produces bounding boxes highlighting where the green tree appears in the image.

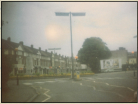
[78,37,111,73]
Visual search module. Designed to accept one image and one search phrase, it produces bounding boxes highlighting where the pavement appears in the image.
[2,80,37,102]
[2,70,137,102]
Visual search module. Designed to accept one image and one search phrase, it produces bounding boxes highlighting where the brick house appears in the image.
[2,37,81,75]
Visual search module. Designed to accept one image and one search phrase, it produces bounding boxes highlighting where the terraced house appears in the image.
[2,37,81,75]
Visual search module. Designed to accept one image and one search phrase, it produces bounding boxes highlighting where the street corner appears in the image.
[2,85,37,102]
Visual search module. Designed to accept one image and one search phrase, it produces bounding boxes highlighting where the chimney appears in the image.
[7,37,11,42]
[39,47,41,51]
[19,41,23,46]
[45,49,47,52]
[31,45,33,48]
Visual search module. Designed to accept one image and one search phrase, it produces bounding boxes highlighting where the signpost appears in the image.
[76,71,80,79]
[48,48,61,73]
[48,48,61,54]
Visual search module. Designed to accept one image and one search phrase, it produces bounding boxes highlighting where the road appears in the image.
[9,71,137,102]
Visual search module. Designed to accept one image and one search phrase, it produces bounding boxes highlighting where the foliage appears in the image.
[18,73,25,76]
[61,72,63,75]
[78,37,111,73]
[48,72,54,75]
[2,50,14,91]
[35,73,40,77]
[86,70,93,73]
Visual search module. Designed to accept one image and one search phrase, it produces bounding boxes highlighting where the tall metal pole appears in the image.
[70,12,74,79]
[55,12,85,79]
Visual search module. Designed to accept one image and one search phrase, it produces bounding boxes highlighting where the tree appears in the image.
[2,49,14,91]
[78,37,111,73]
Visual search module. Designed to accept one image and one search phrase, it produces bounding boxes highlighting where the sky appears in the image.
[2,2,137,57]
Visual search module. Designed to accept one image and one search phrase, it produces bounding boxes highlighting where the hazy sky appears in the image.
[2,2,137,57]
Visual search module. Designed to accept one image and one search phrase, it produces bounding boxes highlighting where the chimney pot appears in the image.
[19,41,23,46]
[39,47,41,51]
[7,37,11,42]
[31,45,33,48]
[45,49,47,52]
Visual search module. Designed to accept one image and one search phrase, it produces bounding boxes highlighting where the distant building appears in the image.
[110,47,128,65]
[110,47,137,67]
[127,51,137,65]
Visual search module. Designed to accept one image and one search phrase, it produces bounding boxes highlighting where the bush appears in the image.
[81,71,85,74]
[18,73,24,76]
[35,73,40,77]
[87,70,93,73]
[43,74,48,77]
[48,72,54,75]
[61,73,63,75]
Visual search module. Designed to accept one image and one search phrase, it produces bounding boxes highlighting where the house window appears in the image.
[18,51,22,55]
[46,62,49,67]
[4,50,8,55]
[18,57,22,64]
[22,58,26,64]
[12,50,14,55]
[37,59,38,65]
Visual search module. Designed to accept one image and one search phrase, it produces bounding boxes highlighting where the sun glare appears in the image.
[45,24,60,41]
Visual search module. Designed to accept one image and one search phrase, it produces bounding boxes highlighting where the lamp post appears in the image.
[15,48,19,85]
[55,12,85,79]
[126,60,129,72]
[132,51,135,77]
[96,57,98,72]
[75,56,78,70]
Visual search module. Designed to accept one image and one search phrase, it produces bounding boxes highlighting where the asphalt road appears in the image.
[12,71,137,102]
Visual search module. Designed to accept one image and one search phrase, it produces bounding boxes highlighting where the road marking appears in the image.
[97,77,123,80]
[93,86,96,90]
[80,83,82,85]
[46,81,55,83]
[31,86,40,94]
[35,82,45,84]
[42,88,51,102]
[23,83,32,85]
[106,83,109,85]
[127,87,134,91]
[56,80,66,83]
[110,85,125,88]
